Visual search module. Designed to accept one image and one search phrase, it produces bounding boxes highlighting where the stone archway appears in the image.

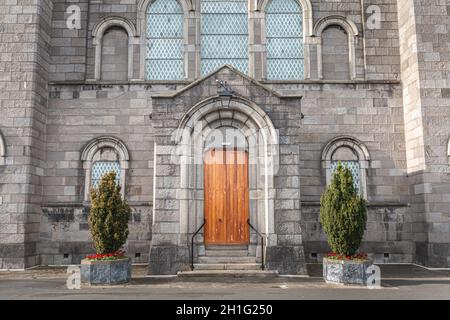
[148,65,306,275]
[173,96,279,258]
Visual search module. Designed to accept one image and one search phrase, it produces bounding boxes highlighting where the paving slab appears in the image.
[0,264,450,300]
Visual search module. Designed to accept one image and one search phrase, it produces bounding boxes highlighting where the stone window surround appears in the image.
[0,131,5,166]
[92,17,140,81]
[137,0,193,80]
[135,0,315,81]
[321,135,370,200]
[448,137,450,165]
[81,136,130,201]
[258,0,313,80]
[89,1,361,82]
[313,15,359,80]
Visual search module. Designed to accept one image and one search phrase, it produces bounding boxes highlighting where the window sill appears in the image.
[261,79,401,85]
[41,201,153,207]
[301,201,410,207]
[48,80,192,86]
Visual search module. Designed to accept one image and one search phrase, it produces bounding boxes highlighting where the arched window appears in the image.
[92,17,137,81]
[200,0,248,75]
[321,26,350,80]
[0,131,5,166]
[146,0,184,80]
[266,0,304,80]
[81,137,130,201]
[329,148,361,193]
[101,27,129,81]
[447,137,450,165]
[313,15,359,80]
[322,136,370,199]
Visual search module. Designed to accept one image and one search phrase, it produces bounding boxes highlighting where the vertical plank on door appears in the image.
[204,149,249,244]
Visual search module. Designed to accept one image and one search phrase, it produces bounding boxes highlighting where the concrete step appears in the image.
[178,270,278,278]
[204,250,249,257]
[193,263,262,271]
[198,256,257,264]
[205,245,248,251]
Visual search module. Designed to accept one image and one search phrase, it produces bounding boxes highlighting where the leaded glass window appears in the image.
[201,0,248,75]
[330,161,361,194]
[91,161,121,188]
[266,0,304,79]
[146,0,184,80]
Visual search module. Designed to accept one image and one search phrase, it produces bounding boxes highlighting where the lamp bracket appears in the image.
[216,80,233,96]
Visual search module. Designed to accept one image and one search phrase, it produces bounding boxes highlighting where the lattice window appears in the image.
[201,0,248,75]
[266,0,304,80]
[330,161,361,194]
[91,161,121,188]
[146,0,184,80]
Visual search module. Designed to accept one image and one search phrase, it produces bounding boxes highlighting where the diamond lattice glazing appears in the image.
[200,0,248,75]
[331,161,361,194]
[146,0,184,80]
[91,161,121,188]
[266,0,304,80]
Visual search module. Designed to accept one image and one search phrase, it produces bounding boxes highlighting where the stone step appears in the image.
[178,270,278,278]
[204,250,249,257]
[205,245,248,251]
[193,263,262,271]
[198,256,257,264]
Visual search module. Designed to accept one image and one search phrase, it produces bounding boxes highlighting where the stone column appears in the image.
[148,144,190,274]
[265,97,307,275]
[397,0,450,267]
[0,0,52,269]
[248,1,265,80]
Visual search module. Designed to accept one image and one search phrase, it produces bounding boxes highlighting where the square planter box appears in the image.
[323,257,372,285]
[81,258,131,285]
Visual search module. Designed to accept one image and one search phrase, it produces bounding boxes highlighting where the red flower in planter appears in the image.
[326,252,368,261]
[85,250,126,261]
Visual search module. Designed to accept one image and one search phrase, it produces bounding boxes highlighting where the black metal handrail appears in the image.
[247,219,265,270]
[190,220,205,270]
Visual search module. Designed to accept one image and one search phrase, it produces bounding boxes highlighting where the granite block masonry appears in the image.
[0,0,448,273]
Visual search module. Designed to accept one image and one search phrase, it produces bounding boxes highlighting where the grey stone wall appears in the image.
[0,0,449,270]
[0,0,52,269]
[49,0,88,82]
[362,0,401,81]
[45,0,402,82]
[269,80,410,262]
[40,82,167,264]
[398,0,450,267]
[303,204,412,263]
[38,204,152,265]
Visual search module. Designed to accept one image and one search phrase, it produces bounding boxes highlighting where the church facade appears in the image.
[0,0,449,273]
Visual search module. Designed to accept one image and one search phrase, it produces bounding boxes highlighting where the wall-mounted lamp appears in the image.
[216,79,233,109]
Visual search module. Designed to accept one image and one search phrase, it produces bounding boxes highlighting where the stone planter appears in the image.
[81,258,131,285]
[323,257,372,285]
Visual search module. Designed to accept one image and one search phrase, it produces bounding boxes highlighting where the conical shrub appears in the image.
[89,171,131,254]
[320,162,367,256]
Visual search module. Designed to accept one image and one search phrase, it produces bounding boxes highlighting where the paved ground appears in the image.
[1,264,450,300]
